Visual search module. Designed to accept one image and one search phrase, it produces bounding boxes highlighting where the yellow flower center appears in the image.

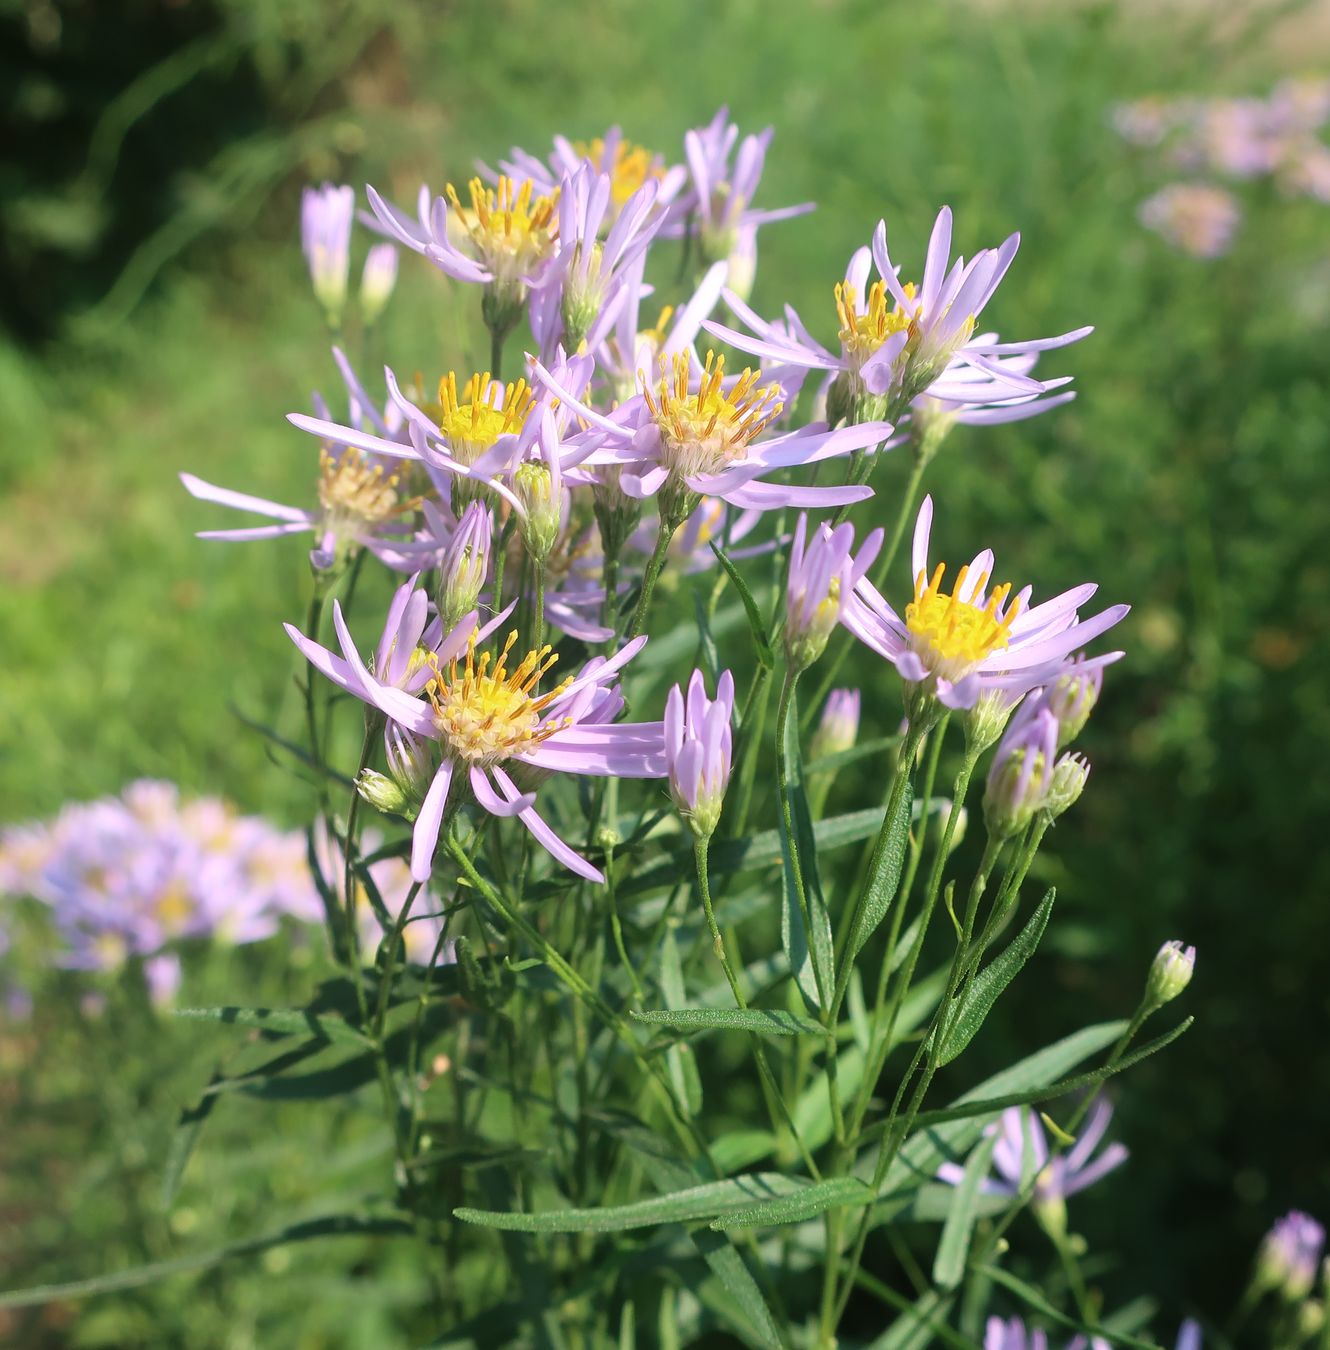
[835,278,915,361]
[318,448,403,527]
[156,885,193,933]
[641,351,783,479]
[445,176,559,279]
[905,562,1022,671]
[574,137,663,208]
[436,371,536,464]
[427,632,572,766]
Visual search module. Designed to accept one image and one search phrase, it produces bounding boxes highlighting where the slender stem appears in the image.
[694,838,820,1179]
[490,327,505,382]
[531,560,546,647]
[625,510,676,639]
[600,539,622,651]
[446,835,707,1161]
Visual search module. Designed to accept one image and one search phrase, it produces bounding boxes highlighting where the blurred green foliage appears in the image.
[3,0,1330,1343]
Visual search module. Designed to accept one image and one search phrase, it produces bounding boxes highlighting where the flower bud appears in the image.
[437,503,493,629]
[301,184,354,326]
[1043,659,1104,748]
[1044,752,1091,819]
[560,242,604,351]
[965,689,1021,756]
[358,243,398,326]
[983,708,1058,840]
[514,462,562,565]
[356,770,411,818]
[665,670,734,840]
[785,514,882,672]
[810,689,860,763]
[1257,1212,1326,1301]
[1144,940,1196,1011]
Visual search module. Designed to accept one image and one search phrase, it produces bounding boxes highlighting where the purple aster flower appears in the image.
[840,495,1128,713]
[706,209,1090,422]
[667,107,814,272]
[785,514,883,670]
[939,1100,1128,1217]
[529,164,667,357]
[1257,1211,1325,1299]
[1138,184,1241,259]
[183,349,422,572]
[984,705,1061,840]
[530,348,890,518]
[144,952,182,1008]
[359,242,398,325]
[495,126,687,218]
[365,174,560,315]
[436,500,494,627]
[664,669,735,840]
[288,598,666,883]
[302,183,355,321]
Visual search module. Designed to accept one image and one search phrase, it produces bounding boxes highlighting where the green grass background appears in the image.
[4,0,1330,1343]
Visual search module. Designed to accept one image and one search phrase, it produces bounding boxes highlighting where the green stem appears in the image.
[490,327,505,382]
[625,509,678,639]
[694,838,820,1179]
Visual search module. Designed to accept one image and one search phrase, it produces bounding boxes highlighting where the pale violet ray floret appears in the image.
[938,1100,1129,1205]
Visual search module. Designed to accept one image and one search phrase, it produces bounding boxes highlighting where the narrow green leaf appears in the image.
[632,1007,826,1036]
[710,1176,869,1230]
[661,924,702,1118]
[160,1071,223,1209]
[937,888,1056,1065]
[709,541,775,668]
[688,1228,783,1348]
[779,682,834,1010]
[457,1172,806,1233]
[173,1005,370,1046]
[0,1212,413,1309]
[691,588,721,687]
[848,775,914,962]
[933,1132,998,1289]
[977,1267,1164,1349]
[868,1287,964,1350]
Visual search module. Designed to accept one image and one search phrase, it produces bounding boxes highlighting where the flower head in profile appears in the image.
[668,107,814,277]
[358,243,398,325]
[302,183,355,322]
[940,1100,1128,1237]
[288,584,665,883]
[840,496,1127,715]
[664,670,735,840]
[1257,1210,1325,1300]
[707,208,1090,422]
[785,515,883,670]
[984,1318,1198,1350]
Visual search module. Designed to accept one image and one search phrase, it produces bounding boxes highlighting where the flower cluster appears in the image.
[0,783,446,1009]
[1114,77,1330,256]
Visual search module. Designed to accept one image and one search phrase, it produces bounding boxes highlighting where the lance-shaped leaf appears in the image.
[173,1005,370,1046]
[779,682,834,1010]
[936,888,1056,1066]
[632,1008,826,1037]
[932,1131,998,1289]
[846,774,914,963]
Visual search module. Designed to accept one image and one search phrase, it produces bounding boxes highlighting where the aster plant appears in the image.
[3,109,1226,1349]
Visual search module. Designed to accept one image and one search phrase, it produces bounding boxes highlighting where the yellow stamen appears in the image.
[436,371,536,463]
[834,278,915,360]
[905,561,1022,666]
[641,351,783,478]
[573,137,663,208]
[445,176,559,273]
[318,448,403,526]
[427,631,573,765]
